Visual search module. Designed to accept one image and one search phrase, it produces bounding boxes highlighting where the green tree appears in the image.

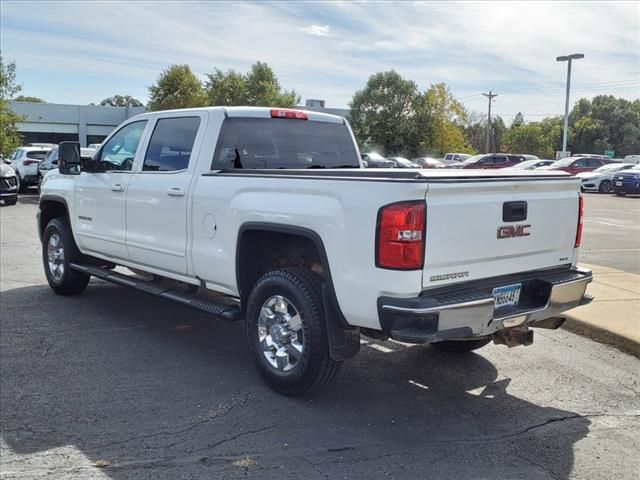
[99,95,143,107]
[205,68,247,106]
[0,54,24,157]
[568,95,640,156]
[511,112,524,127]
[491,116,507,152]
[424,83,473,155]
[205,62,298,107]
[13,95,45,103]
[147,64,206,111]
[503,123,554,158]
[348,70,431,156]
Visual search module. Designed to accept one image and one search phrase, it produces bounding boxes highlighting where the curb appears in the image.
[562,315,640,358]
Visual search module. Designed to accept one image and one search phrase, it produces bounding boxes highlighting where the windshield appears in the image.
[550,157,576,167]
[511,160,538,170]
[212,118,360,169]
[364,152,386,161]
[461,154,485,165]
[593,164,622,173]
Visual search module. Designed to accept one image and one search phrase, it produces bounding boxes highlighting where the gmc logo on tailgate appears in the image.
[497,224,531,239]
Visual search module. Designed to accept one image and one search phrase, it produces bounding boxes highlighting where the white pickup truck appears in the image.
[38,107,593,396]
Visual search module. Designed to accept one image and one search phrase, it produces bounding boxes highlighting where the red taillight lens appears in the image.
[23,159,39,166]
[575,194,584,248]
[376,201,426,270]
[270,109,308,120]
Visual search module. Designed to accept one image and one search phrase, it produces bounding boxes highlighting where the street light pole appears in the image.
[556,53,584,156]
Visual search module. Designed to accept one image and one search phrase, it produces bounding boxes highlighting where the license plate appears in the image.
[616,181,622,186]
[492,283,522,308]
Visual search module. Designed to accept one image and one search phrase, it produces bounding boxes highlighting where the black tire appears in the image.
[246,267,340,396]
[599,180,612,193]
[431,338,491,353]
[42,218,90,295]
[2,198,17,206]
[17,174,26,194]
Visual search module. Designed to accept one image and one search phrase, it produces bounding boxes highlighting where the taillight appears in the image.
[270,109,308,120]
[575,195,584,248]
[376,201,426,270]
[23,159,39,166]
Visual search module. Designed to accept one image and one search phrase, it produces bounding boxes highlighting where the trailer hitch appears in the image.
[493,326,534,348]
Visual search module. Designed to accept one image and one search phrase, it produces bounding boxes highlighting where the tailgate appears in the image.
[422,178,580,288]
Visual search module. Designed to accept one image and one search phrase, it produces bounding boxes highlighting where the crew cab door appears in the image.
[74,120,149,259]
[125,113,205,275]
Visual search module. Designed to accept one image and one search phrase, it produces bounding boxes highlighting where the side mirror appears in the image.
[58,142,81,175]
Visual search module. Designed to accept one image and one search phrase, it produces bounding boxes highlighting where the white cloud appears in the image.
[301,24,331,36]
[1,1,638,112]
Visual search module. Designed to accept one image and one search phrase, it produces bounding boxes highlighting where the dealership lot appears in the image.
[1,194,639,480]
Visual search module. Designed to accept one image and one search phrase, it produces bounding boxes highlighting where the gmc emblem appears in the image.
[497,224,531,239]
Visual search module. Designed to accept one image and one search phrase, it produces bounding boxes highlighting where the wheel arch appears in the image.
[236,222,349,328]
[38,195,71,242]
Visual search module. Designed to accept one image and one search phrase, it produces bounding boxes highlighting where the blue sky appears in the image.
[2,1,639,122]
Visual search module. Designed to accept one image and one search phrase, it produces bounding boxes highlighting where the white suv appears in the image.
[8,146,51,193]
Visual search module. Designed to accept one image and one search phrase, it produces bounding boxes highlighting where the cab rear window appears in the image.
[211,117,359,169]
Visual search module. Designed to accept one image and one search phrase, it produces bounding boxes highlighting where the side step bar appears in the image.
[70,263,242,322]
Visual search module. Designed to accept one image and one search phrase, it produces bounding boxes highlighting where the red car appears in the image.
[537,156,616,176]
[461,153,525,169]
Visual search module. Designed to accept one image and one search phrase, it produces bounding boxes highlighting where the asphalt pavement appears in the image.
[1,194,639,480]
[580,193,640,274]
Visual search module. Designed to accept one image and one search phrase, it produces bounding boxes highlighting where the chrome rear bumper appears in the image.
[378,267,593,343]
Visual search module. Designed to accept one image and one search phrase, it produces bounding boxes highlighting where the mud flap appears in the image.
[322,284,360,360]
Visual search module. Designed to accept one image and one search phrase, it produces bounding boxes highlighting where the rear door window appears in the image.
[143,117,201,172]
[212,117,360,169]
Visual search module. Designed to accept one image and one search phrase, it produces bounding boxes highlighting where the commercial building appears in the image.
[9,101,146,147]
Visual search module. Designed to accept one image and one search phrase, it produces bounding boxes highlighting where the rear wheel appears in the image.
[246,267,340,396]
[431,338,491,353]
[599,180,612,193]
[42,218,90,295]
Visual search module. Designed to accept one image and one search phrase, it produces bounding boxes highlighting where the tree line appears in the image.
[1,54,638,158]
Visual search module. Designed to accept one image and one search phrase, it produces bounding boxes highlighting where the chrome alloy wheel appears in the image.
[47,233,65,281]
[257,295,304,372]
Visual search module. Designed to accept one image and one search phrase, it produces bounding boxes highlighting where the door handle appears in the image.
[110,184,125,192]
[167,187,185,197]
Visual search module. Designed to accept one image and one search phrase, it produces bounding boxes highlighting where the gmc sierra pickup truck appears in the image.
[38,107,593,396]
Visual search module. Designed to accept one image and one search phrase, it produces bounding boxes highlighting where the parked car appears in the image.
[38,146,96,190]
[0,162,18,206]
[443,152,471,163]
[520,154,540,161]
[7,146,51,193]
[461,153,525,169]
[538,156,616,176]
[39,106,591,395]
[505,159,555,170]
[413,157,447,168]
[387,157,420,168]
[87,143,102,150]
[578,163,635,193]
[612,164,640,196]
[623,155,640,164]
[361,152,396,168]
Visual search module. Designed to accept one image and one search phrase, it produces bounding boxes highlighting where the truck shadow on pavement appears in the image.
[0,280,590,479]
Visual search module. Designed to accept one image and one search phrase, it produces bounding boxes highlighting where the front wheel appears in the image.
[431,338,491,353]
[599,180,612,193]
[42,218,90,295]
[246,267,340,396]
